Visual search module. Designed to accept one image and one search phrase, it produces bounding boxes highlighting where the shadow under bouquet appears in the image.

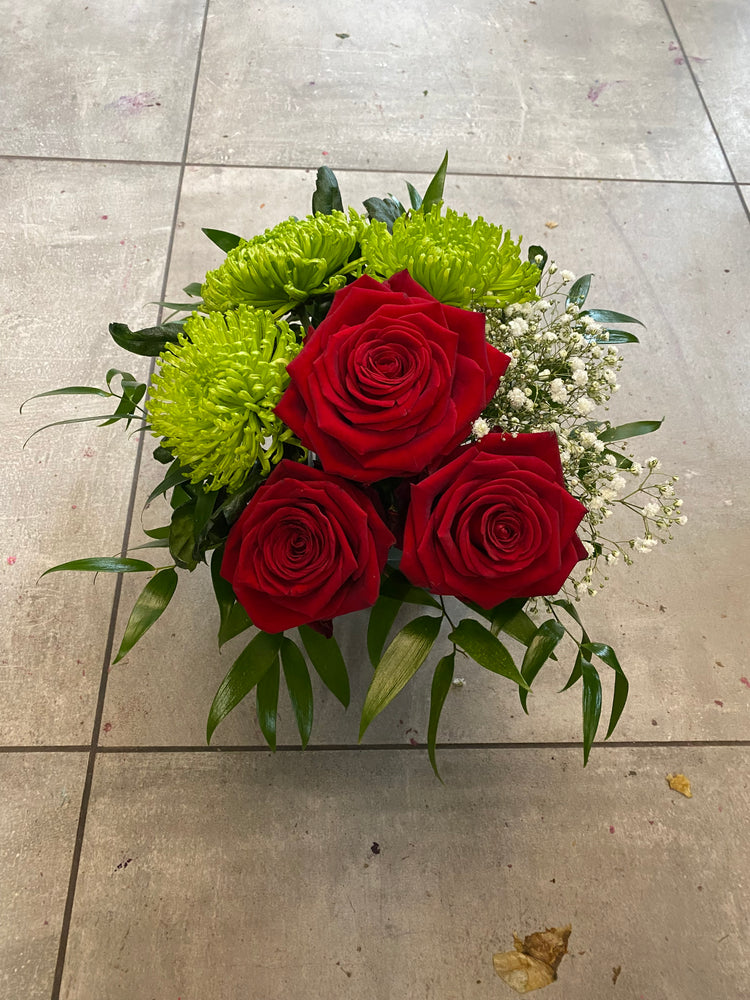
[31,154,686,775]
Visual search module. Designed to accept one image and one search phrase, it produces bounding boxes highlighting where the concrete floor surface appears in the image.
[1,1,748,998]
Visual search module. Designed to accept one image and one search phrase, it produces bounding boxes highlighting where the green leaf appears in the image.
[367,594,403,667]
[113,568,178,663]
[20,386,112,413]
[566,273,592,309]
[149,300,201,313]
[406,181,423,210]
[145,460,188,506]
[298,625,350,707]
[255,656,280,750]
[211,545,235,631]
[360,615,442,738]
[281,637,314,748]
[604,328,640,344]
[109,321,183,357]
[380,569,441,608]
[461,599,537,647]
[448,619,529,689]
[363,196,405,231]
[599,418,663,443]
[580,308,644,327]
[143,525,170,539]
[490,597,528,637]
[206,631,283,743]
[579,650,602,765]
[183,282,203,297]
[99,380,146,426]
[24,411,143,446]
[202,228,243,253]
[219,602,253,648]
[168,505,198,570]
[152,445,173,464]
[602,448,634,470]
[582,642,629,739]
[427,653,454,781]
[312,166,344,215]
[518,620,565,713]
[527,245,548,273]
[41,557,155,577]
[420,150,449,213]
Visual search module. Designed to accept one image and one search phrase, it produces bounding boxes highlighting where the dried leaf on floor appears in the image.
[493,924,571,993]
[545,221,559,229]
[612,964,622,985]
[666,773,692,797]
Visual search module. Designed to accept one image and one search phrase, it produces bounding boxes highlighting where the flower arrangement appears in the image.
[27,155,685,776]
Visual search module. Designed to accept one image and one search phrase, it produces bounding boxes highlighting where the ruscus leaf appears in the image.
[41,557,155,577]
[298,625,350,707]
[360,615,442,738]
[599,418,663,443]
[202,228,243,253]
[109,321,183,357]
[206,631,283,743]
[427,653,455,781]
[566,273,592,309]
[256,656,280,750]
[367,594,403,667]
[518,620,565,713]
[580,651,603,765]
[604,328,640,344]
[448,619,529,689]
[580,308,644,327]
[312,166,344,215]
[281,637,314,748]
[20,386,112,413]
[420,150,449,213]
[113,568,178,663]
[582,642,630,739]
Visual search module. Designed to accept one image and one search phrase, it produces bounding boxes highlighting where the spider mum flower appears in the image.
[201,211,365,312]
[147,306,302,491]
[360,206,540,308]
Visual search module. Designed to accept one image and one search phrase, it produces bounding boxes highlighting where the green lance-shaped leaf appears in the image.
[168,505,198,571]
[604,328,640,344]
[579,649,603,765]
[312,166,344,215]
[184,282,203,297]
[420,150,449,213]
[23,411,143,446]
[582,642,630,739]
[489,597,528,637]
[580,308,644,327]
[406,181,423,210]
[109,321,183,357]
[367,593,403,667]
[461,599,537,647]
[566,273,592,309]
[256,656,280,751]
[20,385,113,413]
[281,637,314,748]
[427,653,455,781]
[113,567,178,664]
[360,614,442,739]
[145,460,189,506]
[518,619,566,714]
[379,569,441,608]
[202,228,243,253]
[219,603,253,648]
[41,557,156,577]
[298,625,350,707]
[598,419,664,443]
[210,546,253,647]
[448,619,529,689]
[206,630,283,743]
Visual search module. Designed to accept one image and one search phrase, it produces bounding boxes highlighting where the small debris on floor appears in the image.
[544,221,559,229]
[612,965,622,985]
[493,924,571,993]
[335,32,350,38]
[666,773,692,798]
[370,841,380,855]
[452,677,465,687]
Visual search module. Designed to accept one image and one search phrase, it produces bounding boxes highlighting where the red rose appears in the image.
[221,460,394,633]
[275,271,510,483]
[400,432,588,608]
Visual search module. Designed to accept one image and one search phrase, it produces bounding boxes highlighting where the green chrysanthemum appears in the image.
[201,210,365,313]
[360,206,540,308]
[147,306,302,492]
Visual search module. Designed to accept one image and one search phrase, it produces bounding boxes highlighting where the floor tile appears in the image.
[99,166,750,749]
[667,0,750,181]
[60,747,749,999]
[1,159,178,744]
[0,752,87,1000]
[188,0,728,180]
[0,0,205,160]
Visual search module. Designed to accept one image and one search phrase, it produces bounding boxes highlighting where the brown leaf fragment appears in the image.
[666,773,692,798]
[493,925,571,993]
[612,964,622,985]
[544,221,559,229]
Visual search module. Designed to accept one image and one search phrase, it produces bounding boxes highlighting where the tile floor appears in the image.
[1,1,749,997]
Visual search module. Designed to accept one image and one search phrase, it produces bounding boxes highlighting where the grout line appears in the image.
[48,3,213,997]
[4,739,748,755]
[0,151,739,189]
[660,0,750,223]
